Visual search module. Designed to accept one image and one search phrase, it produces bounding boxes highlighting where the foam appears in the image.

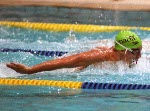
[0,63,22,77]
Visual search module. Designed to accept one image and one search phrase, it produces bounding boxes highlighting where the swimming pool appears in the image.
[0,7,150,111]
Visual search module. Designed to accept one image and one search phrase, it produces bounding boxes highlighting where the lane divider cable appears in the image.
[0,78,149,90]
[0,48,68,57]
[0,21,150,32]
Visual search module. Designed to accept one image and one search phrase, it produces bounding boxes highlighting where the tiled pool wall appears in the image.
[0,6,149,26]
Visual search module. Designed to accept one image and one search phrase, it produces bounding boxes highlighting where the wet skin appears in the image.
[6,46,142,74]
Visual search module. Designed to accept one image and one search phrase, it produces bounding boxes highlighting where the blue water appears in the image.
[0,26,150,111]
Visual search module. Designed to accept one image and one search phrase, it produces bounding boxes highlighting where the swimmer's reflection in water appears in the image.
[6,30,142,74]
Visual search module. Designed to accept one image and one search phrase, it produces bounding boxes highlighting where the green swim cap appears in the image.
[115,30,142,50]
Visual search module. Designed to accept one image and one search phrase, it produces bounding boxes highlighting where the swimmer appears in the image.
[6,30,142,74]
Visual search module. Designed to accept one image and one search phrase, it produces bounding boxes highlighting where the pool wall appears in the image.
[0,6,150,27]
[0,0,150,11]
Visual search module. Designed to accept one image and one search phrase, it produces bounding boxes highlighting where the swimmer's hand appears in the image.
[6,63,31,74]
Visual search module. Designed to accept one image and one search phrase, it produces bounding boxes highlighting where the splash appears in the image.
[0,63,21,77]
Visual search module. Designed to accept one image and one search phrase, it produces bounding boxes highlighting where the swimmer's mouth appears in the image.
[129,59,138,68]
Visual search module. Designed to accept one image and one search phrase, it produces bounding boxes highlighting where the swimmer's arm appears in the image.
[6,50,105,74]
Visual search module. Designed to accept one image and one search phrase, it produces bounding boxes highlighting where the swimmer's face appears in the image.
[127,47,142,60]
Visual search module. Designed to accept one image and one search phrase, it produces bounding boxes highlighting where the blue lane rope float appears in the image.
[0,78,149,90]
[0,48,68,57]
[81,82,150,90]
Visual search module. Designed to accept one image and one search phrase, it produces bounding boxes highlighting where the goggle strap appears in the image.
[115,40,133,52]
[125,49,127,54]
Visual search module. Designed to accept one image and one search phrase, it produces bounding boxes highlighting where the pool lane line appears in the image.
[0,48,68,57]
[0,21,150,32]
[0,78,149,90]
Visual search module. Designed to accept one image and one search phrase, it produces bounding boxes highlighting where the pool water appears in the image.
[0,25,150,111]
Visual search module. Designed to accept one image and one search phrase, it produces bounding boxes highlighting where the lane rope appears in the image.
[0,48,68,57]
[0,78,149,90]
[0,21,150,32]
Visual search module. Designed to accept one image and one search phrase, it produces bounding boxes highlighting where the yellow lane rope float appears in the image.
[0,78,149,90]
[0,78,82,89]
[0,21,150,32]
